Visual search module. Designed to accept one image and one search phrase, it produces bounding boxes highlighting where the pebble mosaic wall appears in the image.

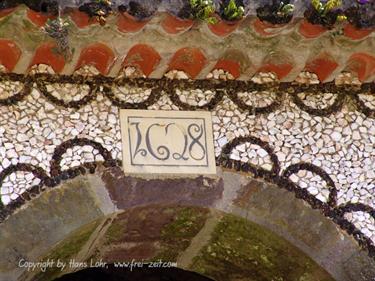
[0,65,374,258]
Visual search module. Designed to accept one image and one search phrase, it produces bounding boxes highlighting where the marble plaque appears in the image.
[120,110,216,175]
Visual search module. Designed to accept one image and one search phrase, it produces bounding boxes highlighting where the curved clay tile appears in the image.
[213,59,241,78]
[258,63,293,80]
[27,9,56,27]
[122,44,161,77]
[298,20,327,39]
[75,43,115,75]
[258,51,294,80]
[212,49,251,79]
[252,19,291,37]
[347,53,375,82]
[0,39,21,72]
[208,15,242,37]
[70,9,97,28]
[161,14,193,35]
[305,53,338,82]
[117,12,149,33]
[30,42,65,73]
[168,48,206,79]
[343,24,373,40]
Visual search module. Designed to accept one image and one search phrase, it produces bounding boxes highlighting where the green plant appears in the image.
[223,0,245,21]
[311,0,341,15]
[277,2,294,17]
[311,0,347,21]
[190,0,217,24]
[42,18,72,60]
[95,0,112,25]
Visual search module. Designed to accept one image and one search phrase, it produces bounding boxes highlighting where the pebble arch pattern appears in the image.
[0,136,373,261]
[0,73,375,261]
[0,73,374,117]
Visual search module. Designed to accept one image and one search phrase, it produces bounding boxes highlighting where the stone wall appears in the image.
[0,167,374,281]
[0,75,374,258]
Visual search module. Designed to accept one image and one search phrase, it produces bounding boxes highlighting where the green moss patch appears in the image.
[103,217,126,245]
[154,207,209,261]
[101,207,209,262]
[190,214,335,281]
[32,219,100,281]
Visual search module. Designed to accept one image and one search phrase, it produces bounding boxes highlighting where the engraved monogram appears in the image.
[120,110,216,174]
[130,122,206,162]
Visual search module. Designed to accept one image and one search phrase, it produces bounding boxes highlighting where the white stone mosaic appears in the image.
[237,90,276,108]
[74,65,100,76]
[211,94,375,211]
[29,64,55,75]
[47,83,91,103]
[0,70,374,243]
[358,94,375,110]
[111,85,152,103]
[288,170,331,203]
[60,146,104,171]
[118,66,146,78]
[295,71,320,84]
[345,211,375,243]
[230,142,274,171]
[0,87,121,190]
[164,70,189,80]
[0,80,23,99]
[296,92,337,110]
[148,95,180,111]
[0,171,41,205]
[177,89,215,107]
[206,69,234,80]
[251,72,278,84]
[335,72,361,86]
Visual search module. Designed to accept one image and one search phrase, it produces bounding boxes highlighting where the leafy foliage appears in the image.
[42,18,72,60]
[256,1,294,25]
[278,2,294,17]
[190,0,217,24]
[311,0,342,15]
[308,0,347,24]
[79,0,112,25]
[223,0,245,21]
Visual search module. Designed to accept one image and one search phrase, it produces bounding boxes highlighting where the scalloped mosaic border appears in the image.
[0,137,374,260]
[1,73,375,117]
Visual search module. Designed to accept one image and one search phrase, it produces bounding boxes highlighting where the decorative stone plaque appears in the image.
[120,110,216,175]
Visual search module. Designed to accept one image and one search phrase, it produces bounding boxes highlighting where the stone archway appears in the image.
[22,206,334,281]
[1,165,374,281]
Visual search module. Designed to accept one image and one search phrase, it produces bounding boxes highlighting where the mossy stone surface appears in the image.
[31,219,100,281]
[190,214,335,281]
[154,207,208,261]
[101,206,209,262]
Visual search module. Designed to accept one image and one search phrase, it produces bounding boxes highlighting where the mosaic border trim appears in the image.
[0,73,375,117]
[0,137,374,260]
[218,136,375,260]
